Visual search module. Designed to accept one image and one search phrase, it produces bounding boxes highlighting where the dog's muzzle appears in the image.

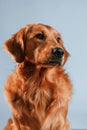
[48,47,64,66]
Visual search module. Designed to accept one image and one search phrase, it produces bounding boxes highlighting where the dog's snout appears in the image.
[52,47,64,58]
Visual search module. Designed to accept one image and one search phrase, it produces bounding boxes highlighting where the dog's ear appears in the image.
[4,24,33,63]
[4,27,27,63]
[63,49,70,65]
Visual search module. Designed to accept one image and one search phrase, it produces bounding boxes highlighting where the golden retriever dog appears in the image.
[4,23,72,130]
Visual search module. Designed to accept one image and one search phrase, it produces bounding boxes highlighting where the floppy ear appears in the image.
[63,49,69,65]
[4,27,26,63]
[60,38,70,65]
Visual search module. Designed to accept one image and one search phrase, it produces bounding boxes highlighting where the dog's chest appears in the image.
[23,75,57,122]
[27,80,53,110]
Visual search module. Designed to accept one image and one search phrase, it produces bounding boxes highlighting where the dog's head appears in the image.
[4,23,69,67]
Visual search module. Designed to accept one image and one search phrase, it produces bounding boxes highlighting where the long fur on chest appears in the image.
[4,62,72,130]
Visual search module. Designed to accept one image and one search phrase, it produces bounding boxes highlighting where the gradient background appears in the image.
[0,0,87,129]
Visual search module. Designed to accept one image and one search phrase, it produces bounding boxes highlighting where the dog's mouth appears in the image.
[46,58,63,66]
[35,58,63,68]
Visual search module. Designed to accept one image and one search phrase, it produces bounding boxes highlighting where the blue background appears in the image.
[0,0,87,129]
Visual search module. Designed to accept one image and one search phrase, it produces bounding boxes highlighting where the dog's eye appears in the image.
[35,33,45,40]
[57,37,61,43]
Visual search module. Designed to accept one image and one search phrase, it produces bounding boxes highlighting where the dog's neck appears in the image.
[17,61,47,79]
[17,61,63,83]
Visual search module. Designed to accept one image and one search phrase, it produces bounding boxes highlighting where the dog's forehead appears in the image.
[27,24,60,36]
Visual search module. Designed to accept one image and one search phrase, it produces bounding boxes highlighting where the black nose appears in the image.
[52,47,64,58]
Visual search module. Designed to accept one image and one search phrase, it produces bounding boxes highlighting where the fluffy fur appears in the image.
[4,23,72,130]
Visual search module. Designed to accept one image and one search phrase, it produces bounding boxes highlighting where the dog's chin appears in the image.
[46,59,62,66]
[36,59,63,68]
[48,61,61,66]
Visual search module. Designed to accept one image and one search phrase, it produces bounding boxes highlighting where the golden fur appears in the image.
[4,23,72,130]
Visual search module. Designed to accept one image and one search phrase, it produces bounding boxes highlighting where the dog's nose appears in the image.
[52,47,64,58]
